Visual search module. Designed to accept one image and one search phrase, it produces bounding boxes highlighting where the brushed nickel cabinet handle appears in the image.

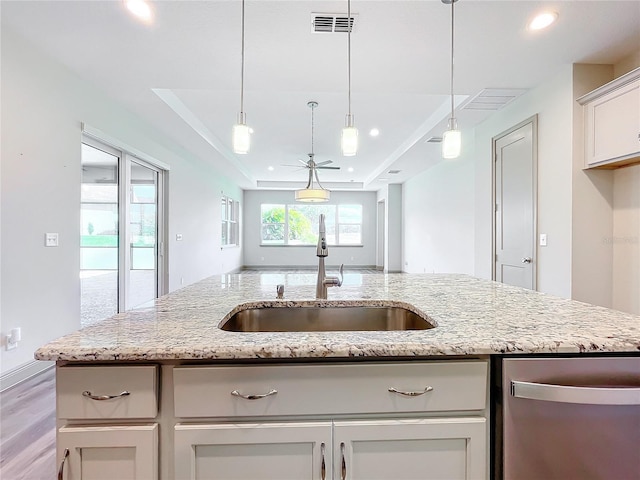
[58,448,69,480]
[340,442,347,480]
[230,389,278,400]
[388,386,434,397]
[321,442,326,480]
[82,390,130,401]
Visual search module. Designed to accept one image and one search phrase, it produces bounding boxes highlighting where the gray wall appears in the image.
[1,27,242,375]
[243,190,377,268]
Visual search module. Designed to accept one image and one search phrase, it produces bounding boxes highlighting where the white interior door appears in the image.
[493,117,537,290]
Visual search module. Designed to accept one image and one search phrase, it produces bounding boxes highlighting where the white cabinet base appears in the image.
[174,422,332,480]
[58,424,158,480]
[335,417,486,480]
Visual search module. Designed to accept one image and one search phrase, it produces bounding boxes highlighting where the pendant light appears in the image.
[232,0,251,154]
[442,0,461,159]
[296,102,330,203]
[341,0,358,156]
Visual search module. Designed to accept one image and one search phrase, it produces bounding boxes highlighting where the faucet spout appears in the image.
[316,214,343,299]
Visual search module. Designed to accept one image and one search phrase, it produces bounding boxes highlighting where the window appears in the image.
[260,204,362,246]
[222,195,239,247]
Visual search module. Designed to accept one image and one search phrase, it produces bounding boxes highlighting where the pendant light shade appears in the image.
[341,114,358,156]
[442,119,461,159]
[296,101,331,203]
[233,0,251,154]
[295,187,330,203]
[442,0,461,159]
[341,0,358,156]
[233,113,250,154]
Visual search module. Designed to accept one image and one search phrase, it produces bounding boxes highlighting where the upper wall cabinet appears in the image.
[578,67,640,169]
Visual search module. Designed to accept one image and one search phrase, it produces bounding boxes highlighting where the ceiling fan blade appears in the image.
[298,158,310,166]
[315,160,333,167]
[317,166,341,170]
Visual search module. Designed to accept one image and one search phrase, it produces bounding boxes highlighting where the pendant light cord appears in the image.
[311,103,315,156]
[449,0,455,120]
[347,0,352,117]
[240,0,245,116]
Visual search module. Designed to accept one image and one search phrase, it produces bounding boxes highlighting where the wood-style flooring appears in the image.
[0,367,56,480]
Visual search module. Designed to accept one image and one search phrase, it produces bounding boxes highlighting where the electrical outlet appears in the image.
[6,328,21,351]
[45,233,59,247]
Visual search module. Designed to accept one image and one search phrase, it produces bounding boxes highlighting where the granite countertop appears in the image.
[35,273,640,362]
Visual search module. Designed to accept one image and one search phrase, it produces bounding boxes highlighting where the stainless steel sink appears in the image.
[220,305,435,332]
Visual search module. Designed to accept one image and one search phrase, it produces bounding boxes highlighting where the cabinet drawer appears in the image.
[174,361,487,418]
[57,365,158,419]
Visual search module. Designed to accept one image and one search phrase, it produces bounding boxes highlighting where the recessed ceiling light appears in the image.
[369,128,380,137]
[528,11,558,31]
[268,166,274,171]
[347,167,354,172]
[125,0,153,22]
[378,177,389,182]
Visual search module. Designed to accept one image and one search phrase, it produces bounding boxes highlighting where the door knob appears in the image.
[521,257,532,264]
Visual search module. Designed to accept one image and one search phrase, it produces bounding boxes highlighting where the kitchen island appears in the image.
[36,273,640,361]
[36,273,640,480]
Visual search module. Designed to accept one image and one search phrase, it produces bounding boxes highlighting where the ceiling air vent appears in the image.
[388,170,401,174]
[311,13,357,33]
[425,137,443,143]
[462,88,527,111]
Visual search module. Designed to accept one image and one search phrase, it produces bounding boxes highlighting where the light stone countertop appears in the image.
[34,273,640,362]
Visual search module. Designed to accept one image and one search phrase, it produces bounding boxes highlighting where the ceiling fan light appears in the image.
[442,128,462,159]
[341,125,358,157]
[295,188,330,202]
[232,120,251,154]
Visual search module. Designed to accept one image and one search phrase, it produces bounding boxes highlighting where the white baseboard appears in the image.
[0,360,54,392]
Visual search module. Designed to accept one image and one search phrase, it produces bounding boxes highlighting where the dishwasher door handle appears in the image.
[511,381,640,405]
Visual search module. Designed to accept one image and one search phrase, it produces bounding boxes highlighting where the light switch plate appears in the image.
[45,233,59,247]
[539,233,547,246]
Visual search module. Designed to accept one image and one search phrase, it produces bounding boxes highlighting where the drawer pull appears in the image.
[58,448,69,480]
[82,390,131,401]
[230,389,278,400]
[340,442,347,480]
[388,386,434,397]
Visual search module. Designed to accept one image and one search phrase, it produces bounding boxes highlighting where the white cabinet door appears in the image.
[582,71,640,168]
[58,424,158,480]
[174,422,332,480]
[334,418,486,480]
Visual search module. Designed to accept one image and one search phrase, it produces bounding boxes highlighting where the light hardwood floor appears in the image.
[0,367,56,480]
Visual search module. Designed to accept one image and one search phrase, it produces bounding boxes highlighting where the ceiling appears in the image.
[3,1,639,191]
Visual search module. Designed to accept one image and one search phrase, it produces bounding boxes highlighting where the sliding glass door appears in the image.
[81,139,165,327]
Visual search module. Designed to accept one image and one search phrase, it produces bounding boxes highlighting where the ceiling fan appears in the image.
[282,101,341,172]
[292,101,339,202]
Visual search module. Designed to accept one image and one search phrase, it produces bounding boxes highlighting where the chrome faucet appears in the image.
[316,214,344,299]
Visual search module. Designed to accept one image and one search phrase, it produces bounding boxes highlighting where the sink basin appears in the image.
[220,304,435,332]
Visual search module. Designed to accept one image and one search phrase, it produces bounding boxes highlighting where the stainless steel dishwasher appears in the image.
[497,356,640,480]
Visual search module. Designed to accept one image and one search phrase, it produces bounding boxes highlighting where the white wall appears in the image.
[1,27,242,374]
[402,138,475,275]
[570,64,616,308]
[612,165,640,314]
[376,185,403,272]
[243,190,377,268]
[475,66,574,298]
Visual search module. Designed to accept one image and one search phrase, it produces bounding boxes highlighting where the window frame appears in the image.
[259,203,363,247]
[221,195,240,248]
